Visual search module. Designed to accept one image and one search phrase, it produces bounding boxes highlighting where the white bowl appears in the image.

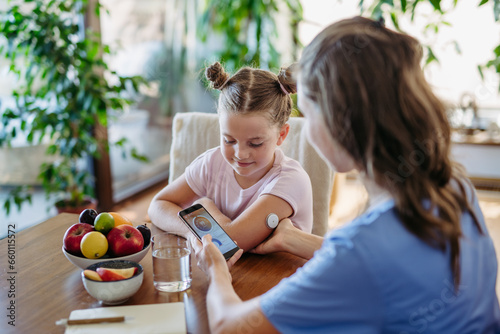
[63,243,150,269]
[82,260,144,305]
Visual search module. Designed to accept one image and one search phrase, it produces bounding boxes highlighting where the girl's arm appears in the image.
[195,235,279,334]
[147,174,199,238]
[251,218,323,260]
[195,195,294,252]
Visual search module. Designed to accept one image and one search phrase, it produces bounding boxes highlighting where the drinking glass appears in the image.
[151,232,192,292]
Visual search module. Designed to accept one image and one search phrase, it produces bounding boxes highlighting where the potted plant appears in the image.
[0,0,146,214]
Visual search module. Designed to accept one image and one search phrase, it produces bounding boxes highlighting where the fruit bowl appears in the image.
[82,260,143,305]
[63,243,151,269]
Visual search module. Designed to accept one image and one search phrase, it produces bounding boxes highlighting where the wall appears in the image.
[299,0,500,108]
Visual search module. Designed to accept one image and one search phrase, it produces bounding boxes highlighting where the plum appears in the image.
[136,225,151,248]
[79,208,98,226]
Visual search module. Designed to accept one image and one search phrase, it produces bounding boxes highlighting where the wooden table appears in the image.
[0,213,307,333]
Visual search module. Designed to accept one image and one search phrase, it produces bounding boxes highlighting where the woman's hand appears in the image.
[192,234,243,280]
[250,218,295,254]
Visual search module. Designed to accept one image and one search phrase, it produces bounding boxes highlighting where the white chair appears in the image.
[168,111,334,236]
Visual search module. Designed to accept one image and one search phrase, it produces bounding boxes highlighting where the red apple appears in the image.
[106,225,144,257]
[95,267,137,281]
[96,268,127,281]
[63,223,94,256]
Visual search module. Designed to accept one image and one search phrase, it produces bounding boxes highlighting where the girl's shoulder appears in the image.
[193,146,223,164]
[187,146,227,174]
[274,148,308,174]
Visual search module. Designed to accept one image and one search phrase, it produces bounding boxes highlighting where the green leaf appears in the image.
[114,137,128,146]
[390,12,401,30]
[494,0,500,21]
[478,0,489,6]
[493,44,500,56]
[425,46,439,65]
[46,144,58,155]
[478,65,485,80]
[94,2,101,17]
[401,0,407,11]
[4,199,11,216]
[410,0,421,20]
[428,0,442,12]
[131,148,149,162]
[371,1,384,20]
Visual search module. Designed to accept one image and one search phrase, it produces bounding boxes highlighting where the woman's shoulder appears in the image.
[326,199,396,242]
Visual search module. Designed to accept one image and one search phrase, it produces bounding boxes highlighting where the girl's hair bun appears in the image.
[206,62,230,90]
[277,63,298,95]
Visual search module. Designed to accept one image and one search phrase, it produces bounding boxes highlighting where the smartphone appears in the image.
[178,204,240,260]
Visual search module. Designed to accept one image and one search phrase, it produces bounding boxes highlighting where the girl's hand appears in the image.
[193,234,243,279]
[250,218,295,254]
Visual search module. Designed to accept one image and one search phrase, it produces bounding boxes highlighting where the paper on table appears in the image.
[64,302,186,334]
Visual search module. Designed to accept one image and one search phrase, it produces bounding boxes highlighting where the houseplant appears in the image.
[198,0,303,73]
[359,0,500,80]
[0,0,147,214]
[141,0,193,118]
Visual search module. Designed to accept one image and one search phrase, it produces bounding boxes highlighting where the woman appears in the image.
[193,16,500,333]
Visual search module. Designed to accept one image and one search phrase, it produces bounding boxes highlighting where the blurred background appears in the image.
[1,0,500,237]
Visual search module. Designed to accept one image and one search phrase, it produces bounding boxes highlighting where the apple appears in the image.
[105,267,138,278]
[83,269,103,281]
[106,225,144,257]
[96,267,138,281]
[63,223,94,256]
[96,268,126,281]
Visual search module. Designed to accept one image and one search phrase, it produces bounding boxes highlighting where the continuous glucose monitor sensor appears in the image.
[266,213,279,229]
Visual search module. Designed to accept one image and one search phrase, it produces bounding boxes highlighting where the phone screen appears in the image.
[178,204,240,260]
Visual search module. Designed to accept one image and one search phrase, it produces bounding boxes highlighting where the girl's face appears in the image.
[219,111,289,187]
[297,78,356,173]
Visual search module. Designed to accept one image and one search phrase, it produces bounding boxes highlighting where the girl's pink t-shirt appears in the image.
[184,147,313,232]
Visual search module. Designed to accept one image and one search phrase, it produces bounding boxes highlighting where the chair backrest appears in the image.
[169,111,334,236]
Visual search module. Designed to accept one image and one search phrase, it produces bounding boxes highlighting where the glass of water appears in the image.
[151,232,192,292]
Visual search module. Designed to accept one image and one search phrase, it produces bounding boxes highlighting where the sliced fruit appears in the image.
[107,267,138,279]
[95,267,138,281]
[95,268,123,281]
[109,212,134,227]
[83,269,103,281]
[80,231,108,259]
[96,268,126,281]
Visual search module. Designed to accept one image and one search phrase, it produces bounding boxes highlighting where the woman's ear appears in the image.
[276,123,290,146]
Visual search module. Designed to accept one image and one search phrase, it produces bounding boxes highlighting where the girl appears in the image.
[148,62,313,251]
[193,17,500,333]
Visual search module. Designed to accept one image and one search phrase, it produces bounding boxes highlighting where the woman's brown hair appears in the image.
[205,61,296,127]
[299,16,482,288]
